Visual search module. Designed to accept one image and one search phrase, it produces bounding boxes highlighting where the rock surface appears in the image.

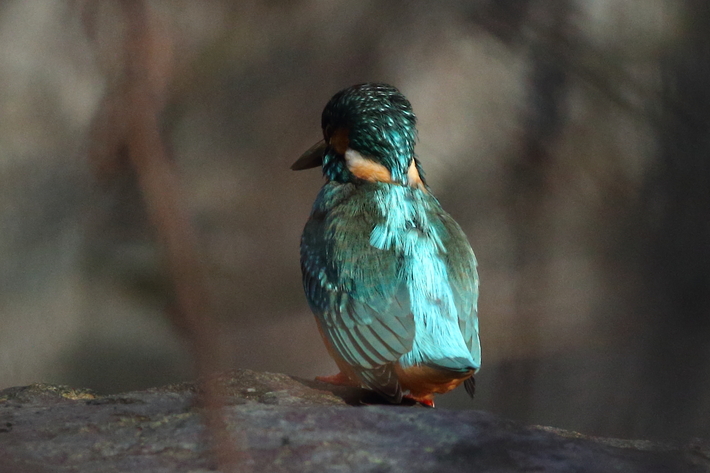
[1,369,708,472]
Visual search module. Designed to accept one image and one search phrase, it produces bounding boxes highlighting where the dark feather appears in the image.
[358,364,403,403]
[464,376,476,399]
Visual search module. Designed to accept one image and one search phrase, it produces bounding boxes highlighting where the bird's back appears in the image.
[301,180,480,400]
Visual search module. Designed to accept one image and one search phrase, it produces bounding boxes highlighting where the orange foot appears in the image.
[404,394,435,408]
[315,372,360,387]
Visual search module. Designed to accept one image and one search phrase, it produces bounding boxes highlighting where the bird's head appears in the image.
[292,83,425,189]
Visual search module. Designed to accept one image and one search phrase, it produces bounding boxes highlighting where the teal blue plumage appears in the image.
[295,83,480,404]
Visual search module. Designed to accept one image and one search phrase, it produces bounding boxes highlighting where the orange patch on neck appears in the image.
[345,149,393,183]
[407,160,426,191]
[329,127,350,154]
[344,152,427,190]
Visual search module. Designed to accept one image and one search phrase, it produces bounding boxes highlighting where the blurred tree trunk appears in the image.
[630,0,710,439]
[490,0,572,422]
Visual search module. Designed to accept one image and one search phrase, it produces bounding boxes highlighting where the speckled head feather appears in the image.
[323,84,416,172]
[298,83,420,186]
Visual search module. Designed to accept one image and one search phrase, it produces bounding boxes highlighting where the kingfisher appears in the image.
[292,83,480,407]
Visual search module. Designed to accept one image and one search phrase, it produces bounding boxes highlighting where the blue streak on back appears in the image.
[369,185,477,370]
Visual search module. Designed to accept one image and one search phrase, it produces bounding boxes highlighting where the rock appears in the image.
[0,369,708,472]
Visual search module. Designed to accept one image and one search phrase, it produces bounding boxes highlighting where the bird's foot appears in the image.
[403,394,435,408]
[315,372,360,387]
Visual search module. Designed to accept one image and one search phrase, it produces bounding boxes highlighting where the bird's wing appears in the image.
[439,212,481,369]
[301,184,415,401]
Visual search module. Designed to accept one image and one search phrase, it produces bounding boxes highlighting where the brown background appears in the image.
[1,0,708,442]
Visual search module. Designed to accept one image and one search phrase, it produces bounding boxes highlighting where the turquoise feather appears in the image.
[296,83,480,402]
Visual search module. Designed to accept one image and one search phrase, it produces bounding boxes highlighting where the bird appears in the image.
[292,83,480,407]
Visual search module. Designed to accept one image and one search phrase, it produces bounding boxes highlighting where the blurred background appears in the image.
[1,0,709,442]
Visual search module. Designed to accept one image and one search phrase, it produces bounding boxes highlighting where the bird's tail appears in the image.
[426,356,477,373]
[464,376,476,399]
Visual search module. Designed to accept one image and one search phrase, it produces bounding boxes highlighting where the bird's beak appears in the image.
[291,140,326,170]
